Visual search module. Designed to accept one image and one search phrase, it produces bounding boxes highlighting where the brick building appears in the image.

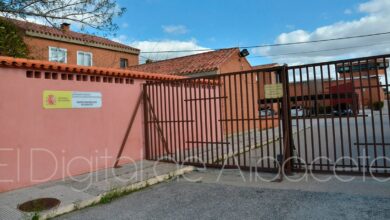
[131,48,279,133]
[289,59,388,115]
[7,18,140,69]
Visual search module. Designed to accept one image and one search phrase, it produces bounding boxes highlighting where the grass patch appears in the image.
[31,213,40,220]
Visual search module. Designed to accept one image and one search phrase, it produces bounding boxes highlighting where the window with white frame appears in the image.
[77,51,93,66]
[49,47,67,63]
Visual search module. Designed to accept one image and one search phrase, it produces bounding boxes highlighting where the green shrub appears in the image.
[371,101,384,110]
[0,18,29,58]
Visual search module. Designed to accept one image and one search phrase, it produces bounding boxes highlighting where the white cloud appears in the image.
[344,9,353,15]
[130,39,210,63]
[253,0,390,65]
[162,25,188,34]
[111,34,128,43]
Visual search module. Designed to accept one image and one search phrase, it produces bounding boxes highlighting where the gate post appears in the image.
[280,65,294,174]
[143,84,150,160]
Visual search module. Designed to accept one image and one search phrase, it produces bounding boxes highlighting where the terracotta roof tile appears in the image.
[251,63,279,70]
[129,48,240,75]
[0,56,184,81]
[6,18,139,53]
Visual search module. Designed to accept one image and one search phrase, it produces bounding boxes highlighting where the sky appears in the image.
[110,0,390,66]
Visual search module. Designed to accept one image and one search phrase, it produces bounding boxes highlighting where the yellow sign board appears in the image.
[264,83,283,99]
[43,91,72,109]
[43,90,102,109]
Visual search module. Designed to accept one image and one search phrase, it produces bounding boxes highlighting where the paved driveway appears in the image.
[290,101,390,172]
[56,169,390,220]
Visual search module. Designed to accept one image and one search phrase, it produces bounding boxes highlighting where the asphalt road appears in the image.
[291,101,390,172]
[55,170,390,220]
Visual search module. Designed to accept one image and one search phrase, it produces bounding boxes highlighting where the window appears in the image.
[77,51,93,66]
[120,58,128,69]
[49,47,67,63]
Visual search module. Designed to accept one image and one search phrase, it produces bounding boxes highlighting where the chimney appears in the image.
[60,23,70,31]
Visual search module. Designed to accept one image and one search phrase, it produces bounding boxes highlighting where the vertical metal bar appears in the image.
[374,58,385,174]
[349,61,361,173]
[245,72,251,168]
[292,68,301,170]
[357,60,369,172]
[381,57,389,172]
[151,83,157,160]
[280,65,293,172]
[334,62,346,170]
[234,74,240,166]
[164,82,171,160]
[299,67,308,166]
[175,82,180,163]
[170,82,176,162]
[257,71,265,168]
[305,66,315,168]
[143,84,150,160]
[276,71,283,169]
[158,83,163,158]
[198,79,205,163]
[313,65,323,170]
[222,75,229,165]
[228,75,235,166]
[383,57,390,129]
[251,72,257,169]
[183,80,189,162]
[213,79,220,164]
[342,61,353,171]
[190,80,196,163]
[180,81,186,163]
[263,71,270,168]
[366,59,378,172]
[320,65,330,171]
[327,64,337,167]
[203,81,210,163]
[269,71,277,169]
[239,74,246,167]
[193,80,199,163]
[208,81,214,163]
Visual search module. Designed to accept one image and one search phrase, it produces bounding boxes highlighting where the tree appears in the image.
[0,0,125,32]
[0,18,28,57]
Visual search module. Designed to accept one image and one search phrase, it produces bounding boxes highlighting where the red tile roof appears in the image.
[251,63,279,70]
[6,18,139,54]
[129,48,240,75]
[0,56,184,80]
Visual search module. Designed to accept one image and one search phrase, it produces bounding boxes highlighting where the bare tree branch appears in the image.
[0,0,126,32]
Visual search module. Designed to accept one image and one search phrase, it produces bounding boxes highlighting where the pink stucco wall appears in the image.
[0,68,145,192]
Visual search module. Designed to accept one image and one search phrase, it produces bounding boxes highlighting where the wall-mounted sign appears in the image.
[43,91,102,109]
[264,84,283,99]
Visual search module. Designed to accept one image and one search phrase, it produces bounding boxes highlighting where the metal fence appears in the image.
[288,54,390,175]
[143,54,390,176]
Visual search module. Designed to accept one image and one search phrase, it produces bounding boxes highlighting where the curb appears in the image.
[39,166,194,219]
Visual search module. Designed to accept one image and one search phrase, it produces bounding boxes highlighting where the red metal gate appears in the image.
[143,66,291,173]
[144,54,390,176]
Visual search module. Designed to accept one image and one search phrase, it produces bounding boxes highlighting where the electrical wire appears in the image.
[247,40,390,59]
[139,30,390,54]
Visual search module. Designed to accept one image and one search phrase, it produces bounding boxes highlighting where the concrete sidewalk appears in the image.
[0,160,194,220]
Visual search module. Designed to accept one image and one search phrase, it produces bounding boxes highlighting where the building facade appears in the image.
[8,19,140,69]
